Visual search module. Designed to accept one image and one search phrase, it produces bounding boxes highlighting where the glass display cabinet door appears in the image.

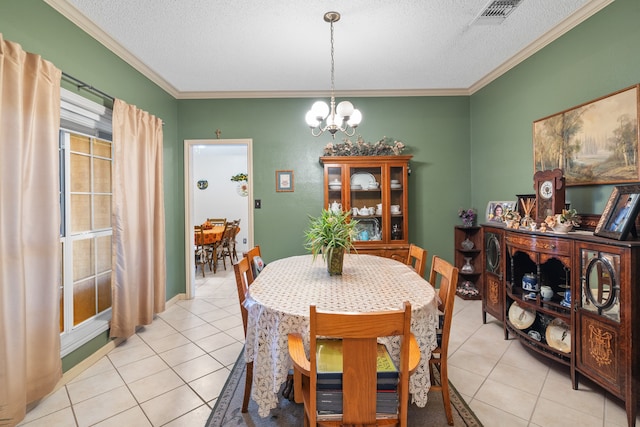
[580,249,620,321]
[576,246,622,394]
[349,165,382,242]
[326,166,344,209]
[389,165,405,241]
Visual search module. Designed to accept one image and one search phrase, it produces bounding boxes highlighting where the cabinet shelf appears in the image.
[457,248,481,255]
[505,321,571,364]
[454,226,482,300]
[506,288,570,320]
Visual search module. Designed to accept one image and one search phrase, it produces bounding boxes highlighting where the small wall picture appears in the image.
[276,170,294,192]
[594,184,640,240]
[485,201,517,223]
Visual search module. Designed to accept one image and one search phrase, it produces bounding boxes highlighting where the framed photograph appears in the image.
[485,201,517,223]
[533,84,640,186]
[594,184,640,240]
[276,170,294,192]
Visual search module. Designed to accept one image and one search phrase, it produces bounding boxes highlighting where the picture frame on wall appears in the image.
[594,184,640,240]
[275,170,294,192]
[533,84,640,186]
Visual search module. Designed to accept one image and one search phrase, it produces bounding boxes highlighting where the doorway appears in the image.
[184,138,253,298]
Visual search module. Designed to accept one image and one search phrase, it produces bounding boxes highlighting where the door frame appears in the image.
[184,138,254,298]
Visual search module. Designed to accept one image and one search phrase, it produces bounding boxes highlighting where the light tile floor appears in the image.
[18,263,639,426]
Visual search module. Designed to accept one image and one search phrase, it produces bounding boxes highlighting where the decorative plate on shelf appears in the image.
[508,301,536,330]
[546,318,571,353]
[350,172,376,189]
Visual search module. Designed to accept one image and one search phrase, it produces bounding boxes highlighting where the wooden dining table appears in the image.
[193,225,226,246]
[244,253,439,417]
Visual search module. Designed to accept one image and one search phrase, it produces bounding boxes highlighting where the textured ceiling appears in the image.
[46,0,613,98]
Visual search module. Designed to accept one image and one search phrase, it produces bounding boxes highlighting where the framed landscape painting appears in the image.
[533,85,640,186]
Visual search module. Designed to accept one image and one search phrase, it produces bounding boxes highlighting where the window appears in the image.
[59,88,113,356]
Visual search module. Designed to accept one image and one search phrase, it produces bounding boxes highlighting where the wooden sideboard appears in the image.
[481,225,639,427]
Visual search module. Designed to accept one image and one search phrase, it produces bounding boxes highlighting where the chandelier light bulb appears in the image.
[336,101,354,119]
[347,109,362,127]
[311,101,330,120]
[305,111,321,127]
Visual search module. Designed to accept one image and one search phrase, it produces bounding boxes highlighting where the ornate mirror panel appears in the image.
[581,249,620,322]
[485,232,501,274]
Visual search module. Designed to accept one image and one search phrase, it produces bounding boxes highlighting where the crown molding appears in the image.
[469,0,614,94]
[44,0,180,98]
[45,0,614,100]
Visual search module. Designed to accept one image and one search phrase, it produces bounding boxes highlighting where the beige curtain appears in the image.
[110,99,166,338]
[0,35,62,425]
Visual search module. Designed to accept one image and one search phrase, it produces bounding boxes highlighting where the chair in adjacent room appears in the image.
[194,225,209,277]
[206,217,227,227]
[230,219,241,261]
[427,255,459,426]
[233,256,253,413]
[216,221,236,270]
[288,301,420,426]
[406,243,427,277]
[243,245,263,284]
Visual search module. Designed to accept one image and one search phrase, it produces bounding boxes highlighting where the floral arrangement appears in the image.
[230,172,248,182]
[545,209,581,228]
[458,208,477,224]
[323,136,405,157]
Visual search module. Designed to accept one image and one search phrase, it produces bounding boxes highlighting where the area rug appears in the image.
[207,349,483,426]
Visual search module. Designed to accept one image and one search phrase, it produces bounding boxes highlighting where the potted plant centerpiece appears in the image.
[304,208,358,275]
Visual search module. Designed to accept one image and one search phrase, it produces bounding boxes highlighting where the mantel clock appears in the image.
[533,169,565,221]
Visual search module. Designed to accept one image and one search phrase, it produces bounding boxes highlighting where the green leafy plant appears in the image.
[304,209,358,261]
[230,172,248,182]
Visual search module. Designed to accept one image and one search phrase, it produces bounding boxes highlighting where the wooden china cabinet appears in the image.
[319,155,412,260]
[481,225,640,427]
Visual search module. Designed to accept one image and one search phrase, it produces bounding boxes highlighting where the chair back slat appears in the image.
[406,243,427,277]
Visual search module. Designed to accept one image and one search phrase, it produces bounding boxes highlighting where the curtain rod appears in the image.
[61,71,115,102]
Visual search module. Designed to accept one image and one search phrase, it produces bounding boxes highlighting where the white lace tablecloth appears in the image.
[244,254,438,417]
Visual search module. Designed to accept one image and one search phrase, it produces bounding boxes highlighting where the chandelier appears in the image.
[305,12,362,139]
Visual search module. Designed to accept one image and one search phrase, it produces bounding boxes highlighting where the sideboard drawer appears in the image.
[506,234,571,256]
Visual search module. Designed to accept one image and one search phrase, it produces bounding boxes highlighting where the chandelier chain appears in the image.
[330,19,335,96]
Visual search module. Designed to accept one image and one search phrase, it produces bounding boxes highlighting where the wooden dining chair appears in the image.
[427,255,459,426]
[216,222,236,270]
[406,243,427,277]
[206,217,227,227]
[288,301,421,427]
[243,245,262,285]
[230,219,241,261]
[194,225,209,277]
[233,257,253,412]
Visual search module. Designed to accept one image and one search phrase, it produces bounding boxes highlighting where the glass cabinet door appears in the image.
[389,166,405,241]
[326,166,344,208]
[580,248,620,322]
[349,165,382,242]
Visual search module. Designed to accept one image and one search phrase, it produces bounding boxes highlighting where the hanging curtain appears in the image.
[0,34,62,425]
[110,99,166,338]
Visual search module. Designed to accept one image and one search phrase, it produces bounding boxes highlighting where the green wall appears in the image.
[470,0,640,214]
[177,96,470,262]
[1,0,637,371]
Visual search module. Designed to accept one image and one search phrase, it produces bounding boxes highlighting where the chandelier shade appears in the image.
[306,12,361,138]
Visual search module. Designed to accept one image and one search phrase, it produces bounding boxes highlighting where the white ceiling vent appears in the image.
[472,0,524,25]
